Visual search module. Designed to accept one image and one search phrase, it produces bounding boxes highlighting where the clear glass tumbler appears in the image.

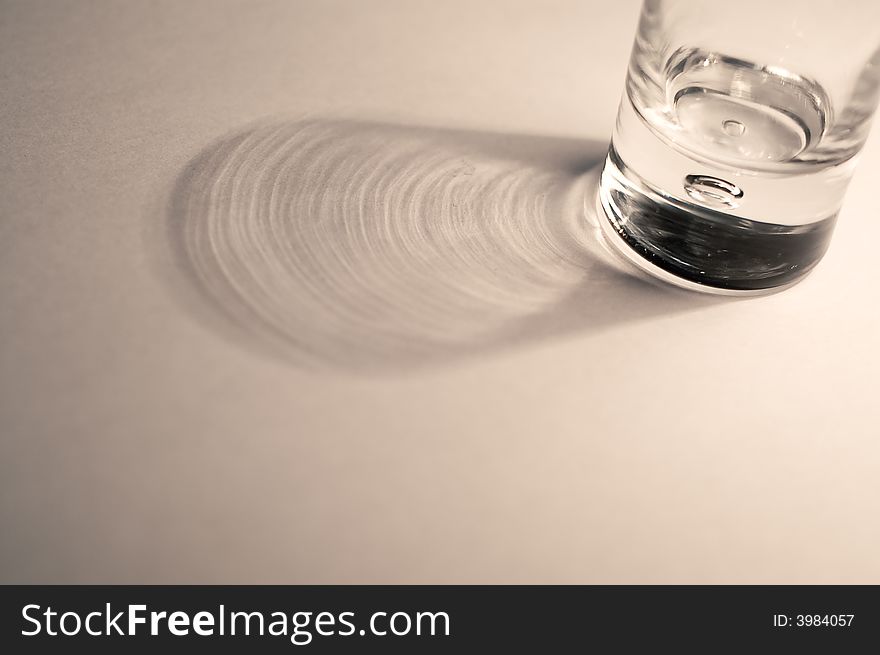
[597,0,880,293]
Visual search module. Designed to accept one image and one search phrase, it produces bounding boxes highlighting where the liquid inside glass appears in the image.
[599,48,866,292]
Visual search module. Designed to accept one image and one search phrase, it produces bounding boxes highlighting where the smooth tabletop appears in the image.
[2,0,879,583]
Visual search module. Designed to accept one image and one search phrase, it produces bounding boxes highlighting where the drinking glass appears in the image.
[596,0,880,293]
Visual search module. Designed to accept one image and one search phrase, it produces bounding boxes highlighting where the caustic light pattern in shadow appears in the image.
[167,120,714,371]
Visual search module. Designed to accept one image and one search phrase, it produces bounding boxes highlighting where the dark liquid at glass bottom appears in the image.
[604,187,836,291]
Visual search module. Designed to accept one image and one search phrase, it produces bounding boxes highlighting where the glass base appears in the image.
[594,150,835,296]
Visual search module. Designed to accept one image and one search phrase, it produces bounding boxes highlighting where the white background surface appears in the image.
[1,0,878,583]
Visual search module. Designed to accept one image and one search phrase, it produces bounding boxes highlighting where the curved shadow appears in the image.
[165,118,718,372]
